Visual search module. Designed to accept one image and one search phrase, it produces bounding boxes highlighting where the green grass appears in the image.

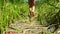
[0,1,29,34]
[0,0,60,34]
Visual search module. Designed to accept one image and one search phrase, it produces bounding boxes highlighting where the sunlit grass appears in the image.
[0,1,29,34]
[0,0,60,34]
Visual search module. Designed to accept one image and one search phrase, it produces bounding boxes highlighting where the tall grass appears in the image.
[36,0,60,25]
[0,0,60,34]
[0,0,29,34]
